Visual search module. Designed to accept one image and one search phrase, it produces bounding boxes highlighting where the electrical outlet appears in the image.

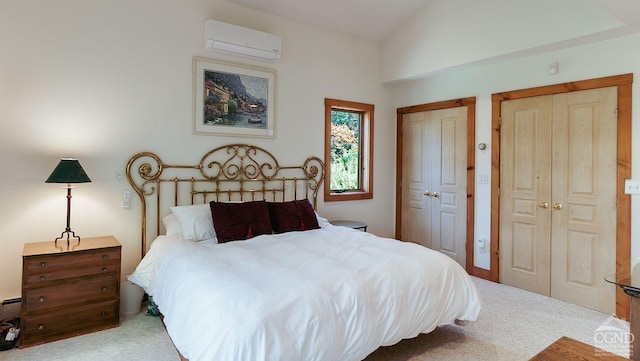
[624,179,640,195]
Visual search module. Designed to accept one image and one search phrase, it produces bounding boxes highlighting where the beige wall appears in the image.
[390,33,640,270]
[0,0,395,300]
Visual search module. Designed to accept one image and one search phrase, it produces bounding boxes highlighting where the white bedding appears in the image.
[129,225,481,361]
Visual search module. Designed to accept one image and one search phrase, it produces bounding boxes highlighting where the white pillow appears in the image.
[315,211,331,228]
[170,204,217,242]
[161,213,182,237]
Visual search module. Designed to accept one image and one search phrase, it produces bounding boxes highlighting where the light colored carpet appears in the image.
[0,311,180,361]
[365,277,627,360]
[1,277,627,361]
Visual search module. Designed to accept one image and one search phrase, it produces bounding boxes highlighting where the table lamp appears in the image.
[45,158,91,246]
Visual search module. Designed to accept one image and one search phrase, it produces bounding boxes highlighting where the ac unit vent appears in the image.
[205,20,281,63]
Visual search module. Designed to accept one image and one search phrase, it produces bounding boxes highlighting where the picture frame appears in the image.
[193,57,276,138]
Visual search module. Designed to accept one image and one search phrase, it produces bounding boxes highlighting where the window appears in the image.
[324,98,374,201]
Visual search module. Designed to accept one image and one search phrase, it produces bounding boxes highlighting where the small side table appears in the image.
[605,260,640,361]
[21,236,121,347]
[330,220,368,231]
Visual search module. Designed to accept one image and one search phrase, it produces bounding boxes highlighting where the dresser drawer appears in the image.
[21,300,118,347]
[24,247,120,272]
[24,275,119,313]
[24,263,119,286]
[21,236,121,348]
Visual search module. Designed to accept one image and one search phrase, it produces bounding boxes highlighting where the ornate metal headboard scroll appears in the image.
[126,144,324,257]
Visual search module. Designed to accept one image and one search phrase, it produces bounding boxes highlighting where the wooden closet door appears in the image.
[401,112,431,247]
[550,86,617,314]
[428,107,468,267]
[401,107,467,267]
[499,87,617,314]
[499,95,553,296]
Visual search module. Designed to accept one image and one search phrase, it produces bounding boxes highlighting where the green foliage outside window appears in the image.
[330,110,361,191]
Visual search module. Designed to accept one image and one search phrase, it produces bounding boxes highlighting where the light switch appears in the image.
[122,190,131,208]
[477,238,488,253]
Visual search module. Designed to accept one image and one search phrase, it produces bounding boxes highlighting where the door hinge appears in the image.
[495,248,500,258]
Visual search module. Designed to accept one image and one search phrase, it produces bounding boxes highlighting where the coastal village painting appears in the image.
[194,58,275,138]
[202,69,269,129]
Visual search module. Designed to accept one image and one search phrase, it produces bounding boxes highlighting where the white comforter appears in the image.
[129,225,481,361]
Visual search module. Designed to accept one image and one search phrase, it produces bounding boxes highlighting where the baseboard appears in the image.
[471,266,491,280]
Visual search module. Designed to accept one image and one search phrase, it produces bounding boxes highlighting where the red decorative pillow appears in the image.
[209,200,273,243]
[267,199,320,234]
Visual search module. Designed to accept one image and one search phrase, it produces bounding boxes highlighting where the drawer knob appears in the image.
[40,262,46,268]
[40,275,46,281]
[38,324,44,331]
[38,296,45,303]
[100,311,107,317]
[102,267,108,273]
[102,255,108,260]
[101,287,107,292]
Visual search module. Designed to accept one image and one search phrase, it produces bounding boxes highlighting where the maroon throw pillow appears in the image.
[209,200,273,243]
[267,199,320,234]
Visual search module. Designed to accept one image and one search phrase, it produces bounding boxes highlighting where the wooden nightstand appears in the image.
[330,220,368,231]
[20,236,121,348]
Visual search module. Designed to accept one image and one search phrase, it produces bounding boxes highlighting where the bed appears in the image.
[126,144,481,361]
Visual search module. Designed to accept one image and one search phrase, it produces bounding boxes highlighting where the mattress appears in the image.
[129,225,481,361]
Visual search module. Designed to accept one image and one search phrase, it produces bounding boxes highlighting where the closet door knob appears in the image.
[431,192,439,198]
[423,191,431,196]
[553,203,563,210]
[538,202,549,209]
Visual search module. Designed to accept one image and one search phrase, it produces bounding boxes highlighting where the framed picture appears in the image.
[193,58,276,138]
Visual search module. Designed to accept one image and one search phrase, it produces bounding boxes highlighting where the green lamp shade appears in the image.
[45,158,92,184]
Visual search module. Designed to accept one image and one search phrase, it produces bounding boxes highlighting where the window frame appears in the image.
[324,98,374,202]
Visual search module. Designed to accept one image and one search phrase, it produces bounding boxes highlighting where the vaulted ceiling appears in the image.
[228,0,640,81]
[228,0,428,41]
[228,0,640,43]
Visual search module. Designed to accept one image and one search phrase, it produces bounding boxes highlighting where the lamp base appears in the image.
[54,229,81,249]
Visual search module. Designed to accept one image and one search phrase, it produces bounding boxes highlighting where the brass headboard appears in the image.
[126,143,324,257]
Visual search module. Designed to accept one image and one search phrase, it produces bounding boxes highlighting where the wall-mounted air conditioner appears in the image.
[205,19,281,63]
